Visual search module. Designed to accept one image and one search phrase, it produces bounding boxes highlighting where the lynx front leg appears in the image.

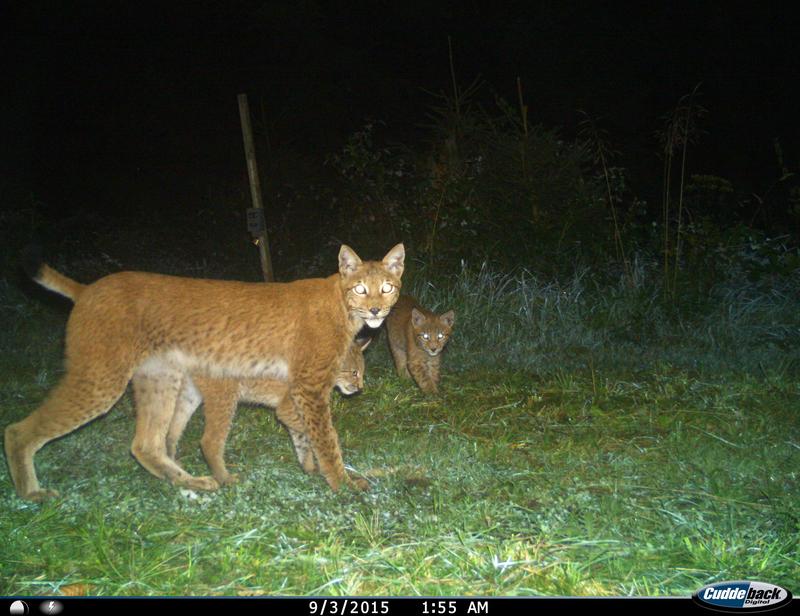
[427,355,442,393]
[389,345,411,379]
[286,427,369,488]
[291,386,369,491]
[408,357,439,394]
[275,394,316,474]
[131,371,219,491]
[288,429,317,474]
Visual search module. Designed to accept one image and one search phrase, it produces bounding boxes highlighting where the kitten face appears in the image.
[334,336,372,395]
[339,244,404,329]
[411,308,455,357]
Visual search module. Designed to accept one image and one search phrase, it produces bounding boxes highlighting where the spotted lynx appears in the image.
[385,295,455,394]
[5,244,404,501]
[166,336,372,486]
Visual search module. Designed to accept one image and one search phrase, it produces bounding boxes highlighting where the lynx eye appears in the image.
[421,333,430,340]
[380,282,394,294]
[437,333,445,340]
[353,284,367,295]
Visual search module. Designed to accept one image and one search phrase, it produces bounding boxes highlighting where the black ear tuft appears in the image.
[20,244,45,279]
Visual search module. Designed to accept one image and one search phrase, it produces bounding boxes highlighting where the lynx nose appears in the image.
[369,307,380,316]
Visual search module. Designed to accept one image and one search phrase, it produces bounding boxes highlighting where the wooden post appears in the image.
[238,93,274,282]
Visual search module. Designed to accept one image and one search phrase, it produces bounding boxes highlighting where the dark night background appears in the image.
[2,1,798,276]
[3,4,800,596]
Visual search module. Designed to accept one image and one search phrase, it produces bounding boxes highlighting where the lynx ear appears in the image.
[338,244,363,276]
[382,243,405,278]
[440,310,455,328]
[411,307,426,327]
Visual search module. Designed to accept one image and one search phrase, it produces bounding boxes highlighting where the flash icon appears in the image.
[37,602,61,615]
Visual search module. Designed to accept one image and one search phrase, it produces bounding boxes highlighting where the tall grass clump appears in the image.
[695,269,800,374]
[403,256,800,378]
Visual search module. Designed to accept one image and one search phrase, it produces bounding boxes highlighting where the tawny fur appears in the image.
[4,244,403,501]
[385,295,454,394]
[166,337,371,487]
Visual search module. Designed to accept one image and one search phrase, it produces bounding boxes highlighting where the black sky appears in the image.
[3,1,799,217]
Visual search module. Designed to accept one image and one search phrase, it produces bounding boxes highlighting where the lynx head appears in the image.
[411,308,455,357]
[339,243,404,329]
[334,335,372,396]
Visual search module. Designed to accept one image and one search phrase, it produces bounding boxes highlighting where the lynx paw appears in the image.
[216,472,239,486]
[351,477,371,491]
[346,472,371,492]
[177,475,220,491]
[23,488,60,502]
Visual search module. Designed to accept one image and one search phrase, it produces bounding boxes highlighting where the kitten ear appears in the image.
[355,335,373,351]
[440,310,455,328]
[411,307,426,327]
[382,243,405,278]
[338,245,363,276]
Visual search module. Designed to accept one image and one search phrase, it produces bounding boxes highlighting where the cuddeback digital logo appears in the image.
[693,581,792,612]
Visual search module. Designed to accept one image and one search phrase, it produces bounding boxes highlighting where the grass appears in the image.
[1,262,798,596]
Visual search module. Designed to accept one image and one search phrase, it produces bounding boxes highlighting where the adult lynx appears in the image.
[5,244,403,501]
[167,336,372,487]
[385,295,454,394]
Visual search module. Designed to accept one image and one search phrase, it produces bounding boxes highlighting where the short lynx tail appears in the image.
[21,245,86,302]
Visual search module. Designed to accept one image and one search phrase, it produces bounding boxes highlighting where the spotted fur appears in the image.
[5,244,403,501]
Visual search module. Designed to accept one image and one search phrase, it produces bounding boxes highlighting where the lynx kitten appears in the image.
[385,295,454,394]
[166,336,372,486]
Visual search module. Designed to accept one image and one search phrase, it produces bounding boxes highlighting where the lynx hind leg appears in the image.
[131,370,218,491]
[198,380,240,486]
[165,377,203,459]
[4,366,132,501]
